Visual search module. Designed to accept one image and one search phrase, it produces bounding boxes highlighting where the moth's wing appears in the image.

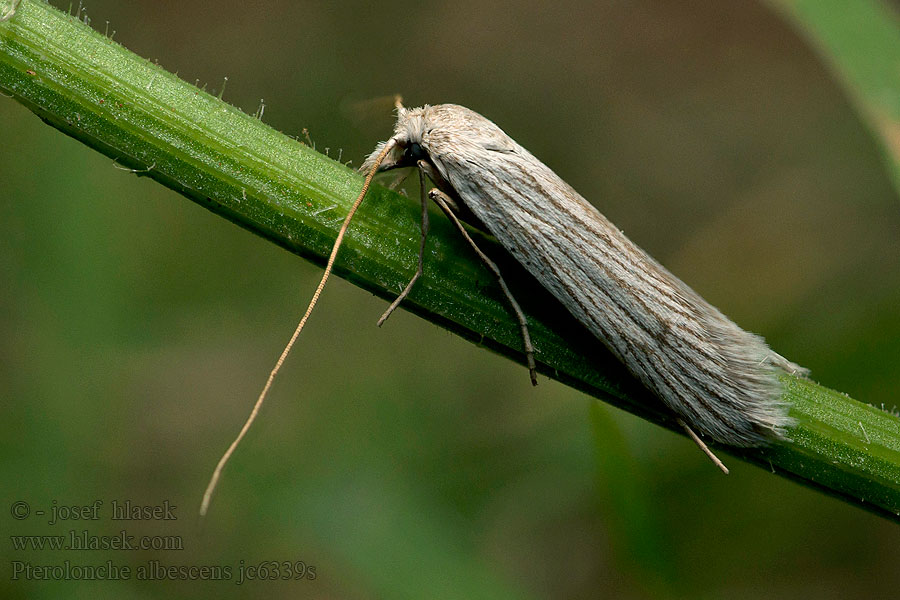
[430,142,793,446]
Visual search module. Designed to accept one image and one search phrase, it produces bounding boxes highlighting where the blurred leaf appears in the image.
[767,0,900,196]
[293,467,538,600]
[589,402,677,595]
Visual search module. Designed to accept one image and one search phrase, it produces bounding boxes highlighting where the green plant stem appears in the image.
[2,0,899,520]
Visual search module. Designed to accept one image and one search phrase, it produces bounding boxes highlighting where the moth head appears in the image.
[359,105,432,175]
[363,140,430,175]
[384,138,430,171]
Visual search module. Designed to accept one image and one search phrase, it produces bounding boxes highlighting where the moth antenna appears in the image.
[678,418,730,474]
[199,138,398,517]
[394,95,404,111]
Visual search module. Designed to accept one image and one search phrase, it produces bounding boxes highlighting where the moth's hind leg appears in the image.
[427,188,538,386]
[378,166,431,327]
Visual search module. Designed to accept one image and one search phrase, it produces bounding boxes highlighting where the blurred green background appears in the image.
[2,0,899,598]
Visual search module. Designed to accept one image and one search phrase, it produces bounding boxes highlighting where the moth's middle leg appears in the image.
[427,188,538,386]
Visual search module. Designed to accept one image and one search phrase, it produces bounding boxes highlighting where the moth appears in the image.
[201,101,806,515]
[361,102,807,453]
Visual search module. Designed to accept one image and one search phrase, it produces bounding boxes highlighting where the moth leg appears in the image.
[677,418,730,474]
[428,188,538,386]
[377,167,430,327]
[385,168,412,192]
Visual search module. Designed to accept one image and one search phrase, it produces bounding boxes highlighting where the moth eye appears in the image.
[403,142,428,164]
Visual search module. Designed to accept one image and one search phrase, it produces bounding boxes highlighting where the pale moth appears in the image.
[200,101,806,515]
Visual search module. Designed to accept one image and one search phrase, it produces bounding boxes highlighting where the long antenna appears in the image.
[200,138,397,517]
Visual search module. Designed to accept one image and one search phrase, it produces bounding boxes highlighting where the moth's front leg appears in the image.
[427,188,538,386]
[377,164,431,327]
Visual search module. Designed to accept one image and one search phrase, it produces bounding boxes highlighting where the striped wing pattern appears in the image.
[421,106,798,446]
